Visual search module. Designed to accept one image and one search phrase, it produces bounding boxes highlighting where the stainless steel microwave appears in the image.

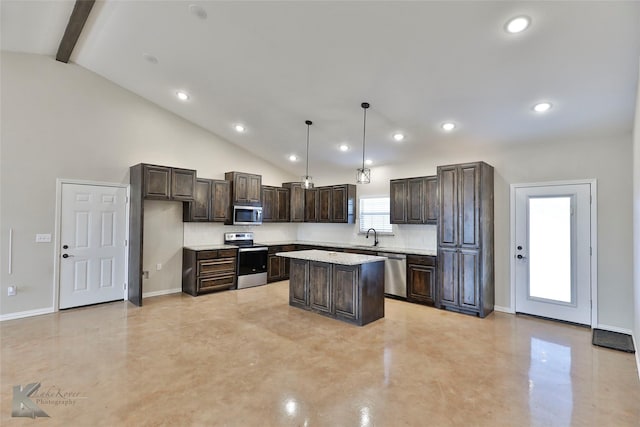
[233,206,263,225]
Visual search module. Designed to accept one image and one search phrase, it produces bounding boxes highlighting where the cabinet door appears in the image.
[267,254,282,282]
[438,166,458,246]
[318,187,332,222]
[407,177,425,224]
[390,179,407,224]
[332,185,347,222]
[459,164,480,248]
[333,264,359,320]
[309,261,332,313]
[438,247,458,307]
[407,263,436,305]
[459,249,480,310]
[184,178,211,222]
[276,188,290,222]
[285,183,305,222]
[289,258,309,307]
[143,165,171,199]
[247,174,262,205]
[211,180,230,222]
[171,168,196,201]
[261,186,276,222]
[424,176,438,224]
[304,188,318,222]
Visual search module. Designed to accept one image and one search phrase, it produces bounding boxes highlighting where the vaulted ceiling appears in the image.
[2,1,640,177]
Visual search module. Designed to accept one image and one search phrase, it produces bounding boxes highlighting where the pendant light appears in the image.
[356,102,371,184]
[302,120,314,189]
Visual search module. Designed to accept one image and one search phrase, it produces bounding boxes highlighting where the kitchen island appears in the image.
[276,250,386,326]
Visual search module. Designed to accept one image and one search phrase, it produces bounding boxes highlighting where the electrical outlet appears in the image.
[7,285,17,296]
[156,263,162,271]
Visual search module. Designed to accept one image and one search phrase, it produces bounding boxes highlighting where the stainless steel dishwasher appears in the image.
[377,252,407,298]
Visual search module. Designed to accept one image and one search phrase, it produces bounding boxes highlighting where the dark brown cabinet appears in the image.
[283,182,305,222]
[142,164,196,201]
[437,161,493,317]
[318,187,332,222]
[407,255,437,306]
[267,245,296,282]
[288,257,384,326]
[262,186,290,222]
[331,185,356,223]
[390,175,437,224]
[225,171,261,206]
[304,188,319,222]
[184,179,230,222]
[182,248,238,296]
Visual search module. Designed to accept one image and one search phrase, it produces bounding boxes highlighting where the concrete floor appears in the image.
[1,281,639,426]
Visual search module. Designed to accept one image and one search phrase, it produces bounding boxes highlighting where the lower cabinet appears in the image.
[438,247,484,314]
[407,255,437,306]
[288,258,384,326]
[182,248,238,296]
[267,245,296,283]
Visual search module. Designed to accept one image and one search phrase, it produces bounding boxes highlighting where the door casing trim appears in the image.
[509,179,598,328]
[54,179,130,311]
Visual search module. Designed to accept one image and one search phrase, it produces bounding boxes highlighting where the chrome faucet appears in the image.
[366,228,379,247]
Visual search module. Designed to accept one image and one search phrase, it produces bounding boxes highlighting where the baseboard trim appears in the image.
[494,305,515,314]
[142,287,182,298]
[0,307,55,321]
[596,324,634,336]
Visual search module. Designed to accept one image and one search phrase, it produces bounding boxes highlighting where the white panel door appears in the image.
[59,183,127,309]
[514,183,591,325]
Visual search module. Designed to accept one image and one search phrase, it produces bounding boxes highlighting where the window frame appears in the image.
[358,196,394,235]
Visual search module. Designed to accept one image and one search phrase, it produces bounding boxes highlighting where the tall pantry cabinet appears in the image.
[437,161,494,317]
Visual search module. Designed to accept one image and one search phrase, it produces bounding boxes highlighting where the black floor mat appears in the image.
[592,329,635,353]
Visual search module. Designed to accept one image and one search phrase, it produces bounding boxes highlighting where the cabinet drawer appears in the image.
[197,250,218,260]
[282,245,296,252]
[218,249,238,258]
[197,258,236,276]
[407,255,436,267]
[198,273,236,292]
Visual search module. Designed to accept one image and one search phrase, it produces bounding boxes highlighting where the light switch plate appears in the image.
[35,234,51,243]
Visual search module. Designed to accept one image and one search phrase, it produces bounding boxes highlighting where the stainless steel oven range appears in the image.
[224,232,268,289]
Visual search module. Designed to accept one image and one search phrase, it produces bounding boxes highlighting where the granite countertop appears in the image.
[258,240,437,257]
[276,249,387,266]
[183,244,239,251]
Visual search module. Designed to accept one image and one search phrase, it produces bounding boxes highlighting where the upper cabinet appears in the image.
[283,182,305,222]
[390,175,437,224]
[141,164,196,201]
[262,185,290,223]
[183,178,230,223]
[225,171,261,206]
[331,184,356,223]
[304,188,319,222]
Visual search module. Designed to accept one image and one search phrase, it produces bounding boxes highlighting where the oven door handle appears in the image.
[238,247,268,252]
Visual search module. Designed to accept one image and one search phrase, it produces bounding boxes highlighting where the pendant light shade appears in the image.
[356,102,371,184]
[302,120,314,189]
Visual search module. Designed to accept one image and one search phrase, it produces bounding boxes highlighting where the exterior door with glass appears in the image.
[514,183,592,325]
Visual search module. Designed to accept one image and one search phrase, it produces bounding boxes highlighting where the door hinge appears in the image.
[124,283,127,290]
[590,247,592,256]
[124,239,128,247]
[126,196,129,203]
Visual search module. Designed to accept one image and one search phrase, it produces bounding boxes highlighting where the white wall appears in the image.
[318,133,634,329]
[0,52,297,316]
[633,62,640,369]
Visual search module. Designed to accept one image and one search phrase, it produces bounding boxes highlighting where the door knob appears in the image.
[517,254,526,259]
[62,254,74,258]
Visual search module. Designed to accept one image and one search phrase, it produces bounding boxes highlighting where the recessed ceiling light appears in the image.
[288,155,298,162]
[365,159,373,165]
[441,122,456,131]
[234,124,246,133]
[176,91,189,101]
[339,144,350,152]
[189,4,208,20]
[392,132,405,142]
[505,16,531,34]
[142,53,158,64]
[533,102,552,113]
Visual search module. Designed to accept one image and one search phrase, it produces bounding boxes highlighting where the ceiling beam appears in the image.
[56,0,95,63]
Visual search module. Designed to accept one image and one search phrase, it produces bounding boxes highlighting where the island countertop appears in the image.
[276,249,386,266]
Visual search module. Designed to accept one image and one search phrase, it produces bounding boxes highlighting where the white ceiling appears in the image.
[2,1,640,178]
